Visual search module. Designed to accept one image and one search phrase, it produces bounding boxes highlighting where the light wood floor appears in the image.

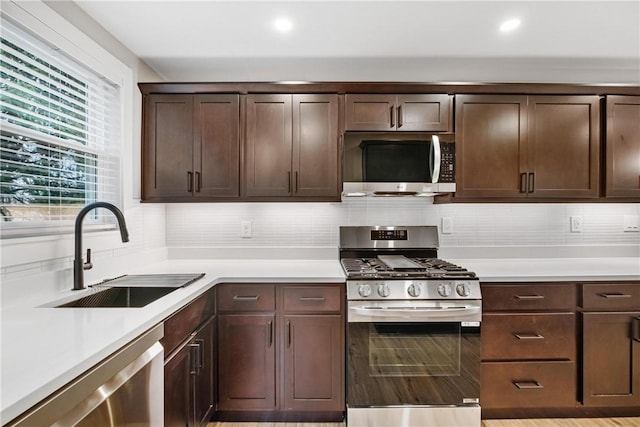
[209,418,640,427]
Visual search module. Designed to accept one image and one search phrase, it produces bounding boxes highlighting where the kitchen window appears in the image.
[0,17,122,238]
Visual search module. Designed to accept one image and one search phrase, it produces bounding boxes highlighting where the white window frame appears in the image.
[0,0,134,240]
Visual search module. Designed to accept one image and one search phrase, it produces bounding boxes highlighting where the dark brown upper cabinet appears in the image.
[344,94,452,132]
[244,94,340,200]
[455,94,600,200]
[605,95,640,198]
[142,94,240,201]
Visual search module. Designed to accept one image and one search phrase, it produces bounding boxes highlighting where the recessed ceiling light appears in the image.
[274,18,293,32]
[500,18,521,32]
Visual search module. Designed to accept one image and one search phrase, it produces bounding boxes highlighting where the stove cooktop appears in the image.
[340,256,477,280]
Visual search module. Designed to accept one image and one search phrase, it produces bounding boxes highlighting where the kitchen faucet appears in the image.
[73,202,129,290]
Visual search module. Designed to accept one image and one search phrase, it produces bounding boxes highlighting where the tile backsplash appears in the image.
[166,199,640,256]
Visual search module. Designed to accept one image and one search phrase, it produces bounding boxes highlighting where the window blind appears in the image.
[1,18,122,234]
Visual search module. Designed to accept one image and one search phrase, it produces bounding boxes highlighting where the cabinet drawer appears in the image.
[581,283,640,311]
[482,313,575,360]
[482,284,576,312]
[481,361,576,409]
[283,285,342,313]
[162,288,215,356]
[217,284,275,312]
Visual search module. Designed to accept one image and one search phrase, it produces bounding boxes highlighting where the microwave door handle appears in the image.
[431,135,441,183]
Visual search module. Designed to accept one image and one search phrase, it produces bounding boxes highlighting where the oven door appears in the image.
[347,300,481,408]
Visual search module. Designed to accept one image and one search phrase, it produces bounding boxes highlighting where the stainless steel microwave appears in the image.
[342,134,456,196]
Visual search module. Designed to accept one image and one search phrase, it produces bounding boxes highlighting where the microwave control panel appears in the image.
[439,142,455,183]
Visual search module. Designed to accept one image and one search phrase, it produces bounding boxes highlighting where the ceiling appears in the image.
[75,0,640,84]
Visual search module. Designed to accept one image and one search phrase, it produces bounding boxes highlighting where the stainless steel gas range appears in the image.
[340,225,481,427]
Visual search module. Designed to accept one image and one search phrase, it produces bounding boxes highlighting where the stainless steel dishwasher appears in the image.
[8,324,164,426]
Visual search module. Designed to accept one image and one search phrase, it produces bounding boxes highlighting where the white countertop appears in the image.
[1,256,639,424]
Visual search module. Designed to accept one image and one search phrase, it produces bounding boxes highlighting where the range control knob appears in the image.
[407,283,421,297]
[358,284,372,298]
[437,283,452,298]
[456,283,471,297]
[377,284,391,297]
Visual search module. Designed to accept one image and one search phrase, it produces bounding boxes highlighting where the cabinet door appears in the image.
[245,94,293,197]
[193,318,215,426]
[582,312,640,407]
[527,96,600,198]
[292,94,340,198]
[283,315,344,411]
[165,344,191,427]
[217,314,277,410]
[194,95,240,198]
[344,94,396,131]
[397,94,451,132]
[606,95,640,198]
[455,95,528,199]
[143,94,194,200]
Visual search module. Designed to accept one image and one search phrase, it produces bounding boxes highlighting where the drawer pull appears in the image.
[233,295,260,301]
[515,295,544,300]
[299,297,326,302]
[513,380,544,390]
[597,292,632,299]
[514,333,545,340]
[634,317,640,343]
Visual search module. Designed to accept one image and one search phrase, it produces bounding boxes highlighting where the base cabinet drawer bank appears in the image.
[215,283,345,422]
[480,283,578,418]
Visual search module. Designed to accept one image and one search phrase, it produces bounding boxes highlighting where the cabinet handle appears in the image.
[633,317,640,343]
[520,173,527,193]
[267,320,273,348]
[597,292,632,299]
[514,333,545,340]
[515,295,544,300]
[528,172,535,193]
[286,320,291,348]
[195,338,205,370]
[513,380,544,390]
[390,106,395,128]
[189,343,200,375]
[294,171,298,193]
[397,105,403,128]
[288,171,292,194]
[187,171,193,193]
[195,171,201,192]
[233,295,259,301]
[299,296,326,302]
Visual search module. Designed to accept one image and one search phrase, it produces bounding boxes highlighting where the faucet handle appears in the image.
[83,248,93,270]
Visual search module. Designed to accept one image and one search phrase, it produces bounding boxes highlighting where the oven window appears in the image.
[368,323,460,377]
[348,321,480,407]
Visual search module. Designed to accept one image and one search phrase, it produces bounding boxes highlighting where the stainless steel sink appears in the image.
[55,286,177,308]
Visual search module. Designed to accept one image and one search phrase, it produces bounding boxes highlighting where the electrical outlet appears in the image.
[570,216,583,233]
[240,220,252,238]
[441,217,453,234]
[624,215,639,232]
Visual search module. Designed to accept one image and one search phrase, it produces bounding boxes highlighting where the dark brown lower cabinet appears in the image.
[215,283,345,422]
[165,317,216,427]
[582,312,640,407]
[217,314,277,411]
[283,315,343,411]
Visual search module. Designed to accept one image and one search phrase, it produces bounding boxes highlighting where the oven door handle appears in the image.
[350,305,481,319]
